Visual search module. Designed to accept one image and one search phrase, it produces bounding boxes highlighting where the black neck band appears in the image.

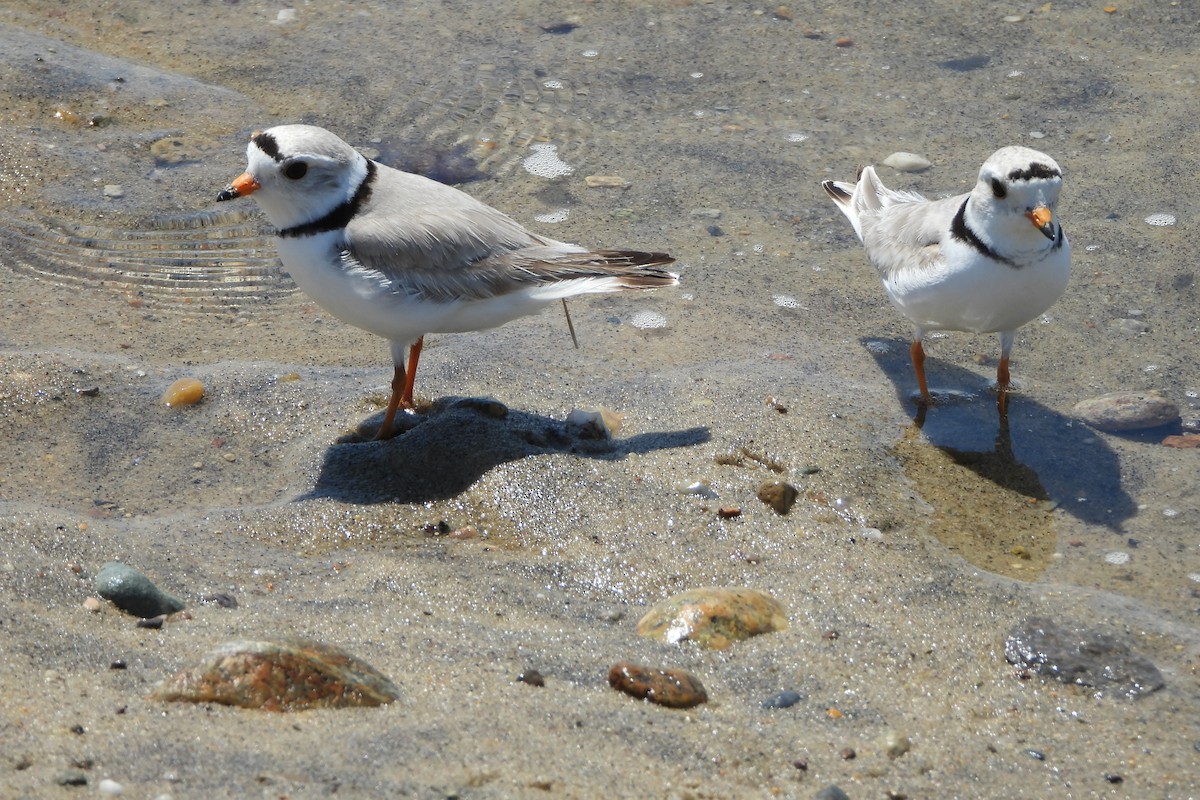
[278,160,377,239]
[950,198,1019,269]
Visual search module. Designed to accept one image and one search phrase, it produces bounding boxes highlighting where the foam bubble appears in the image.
[542,79,564,89]
[1104,551,1130,565]
[534,209,569,223]
[629,309,668,330]
[1144,213,1177,227]
[522,144,574,178]
[773,294,802,310]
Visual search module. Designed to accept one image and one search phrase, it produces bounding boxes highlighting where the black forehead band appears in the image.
[252,132,282,162]
[1007,163,1060,182]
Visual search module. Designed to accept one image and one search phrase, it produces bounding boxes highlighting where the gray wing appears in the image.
[342,164,673,302]
[860,192,966,278]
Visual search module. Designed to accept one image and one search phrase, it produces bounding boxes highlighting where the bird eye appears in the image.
[990,178,1007,199]
[283,161,308,180]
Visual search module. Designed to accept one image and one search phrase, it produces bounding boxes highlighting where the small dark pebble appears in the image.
[607,661,707,709]
[707,225,725,237]
[76,386,100,397]
[762,690,803,709]
[1025,749,1046,761]
[839,747,856,760]
[938,54,990,71]
[54,771,88,786]
[201,593,239,609]
[539,21,579,34]
[517,670,545,687]
[94,562,185,618]
[109,660,127,670]
[69,724,85,735]
[137,614,166,629]
[1104,774,1123,784]
[792,758,808,771]
[815,786,850,800]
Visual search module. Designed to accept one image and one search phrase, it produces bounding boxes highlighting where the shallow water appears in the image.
[1,2,1198,797]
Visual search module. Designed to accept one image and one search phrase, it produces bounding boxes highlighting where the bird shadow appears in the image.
[863,337,1136,530]
[300,396,710,505]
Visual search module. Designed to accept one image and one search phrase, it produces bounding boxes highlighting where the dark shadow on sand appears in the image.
[301,396,710,505]
[864,337,1136,530]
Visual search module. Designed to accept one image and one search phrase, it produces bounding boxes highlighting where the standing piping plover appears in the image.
[217,124,677,439]
[822,146,1071,413]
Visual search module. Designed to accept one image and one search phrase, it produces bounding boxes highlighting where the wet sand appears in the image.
[1,2,1198,797]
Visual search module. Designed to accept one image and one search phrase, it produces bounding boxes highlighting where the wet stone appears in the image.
[636,587,788,649]
[55,770,88,786]
[517,669,545,687]
[757,480,799,515]
[815,786,850,800]
[1004,616,1165,699]
[607,662,707,709]
[151,639,400,711]
[762,690,803,709]
[1073,390,1180,432]
[95,562,185,618]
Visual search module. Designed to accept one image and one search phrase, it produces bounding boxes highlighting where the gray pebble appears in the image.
[1116,318,1150,334]
[54,770,88,786]
[95,562,185,618]
[102,184,124,198]
[814,786,850,800]
[1005,616,1164,699]
[1073,390,1180,432]
[762,690,803,709]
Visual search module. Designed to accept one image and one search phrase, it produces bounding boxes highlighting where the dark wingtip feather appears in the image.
[822,180,851,203]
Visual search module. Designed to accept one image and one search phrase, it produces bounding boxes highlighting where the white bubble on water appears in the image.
[1144,213,1177,227]
[534,209,569,223]
[522,143,574,178]
[629,309,668,330]
[542,79,564,89]
[1104,551,1130,565]
[773,294,803,310]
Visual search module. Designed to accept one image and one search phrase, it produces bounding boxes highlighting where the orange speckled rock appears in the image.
[636,587,788,650]
[162,377,204,407]
[608,662,707,708]
[151,639,399,711]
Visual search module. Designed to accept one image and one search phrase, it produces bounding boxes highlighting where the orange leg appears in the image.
[996,354,1011,416]
[374,336,425,440]
[910,339,932,405]
[400,336,423,408]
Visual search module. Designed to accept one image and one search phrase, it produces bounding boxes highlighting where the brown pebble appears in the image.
[717,505,742,519]
[1163,434,1200,449]
[757,481,799,515]
[636,587,788,649]
[840,747,856,759]
[162,377,204,408]
[607,662,707,708]
[835,36,854,47]
[82,597,102,613]
[517,670,545,687]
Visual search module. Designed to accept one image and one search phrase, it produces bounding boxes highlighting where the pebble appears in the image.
[82,596,102,613]
[636,587,788,649]
[95,562,185,618]
[607,662,707,708]
[881,151,932,172]
[1144,212,1176,226]
[102,184,124,198]
[756,480,799,515]
[584,175,630,189]
[98,778,124,795]
[55,770,88,786]
[565,407,623,439]
[815,786,850,800]
[884,730,912,758]
[517,669,545,687]
[762,690,803,709]
[679,481,718,499]
[1116,317,1150,334]
[162,377,204,407]
[151,639,400,711]
[1162,433,1200,449]
[1073,390,1180,432]
[1004,616,1164,699]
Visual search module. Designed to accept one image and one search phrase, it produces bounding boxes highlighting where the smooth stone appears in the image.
[1116,318,1150,334]
[1004,616,1164,699]
[151,639,400,711]
[814,786,851,800]
[565,407,622,440]
[636,587,788,650]
[762,690,803,709]
[1073,390,1180,432]
[881,151,932,172]
[884,730,912,758]
[95,562,185,618]
[54,770,88,786]
[757,481,799,515]
[607,662,707,708]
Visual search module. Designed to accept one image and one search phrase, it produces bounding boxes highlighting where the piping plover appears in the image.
[822,146,1070,413]
[216,124,677,439]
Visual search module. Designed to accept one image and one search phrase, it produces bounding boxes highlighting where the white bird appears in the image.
[822,146,1071,413]
[216,124,677,439]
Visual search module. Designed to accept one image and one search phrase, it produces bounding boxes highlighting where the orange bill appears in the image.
[1025,206,1055,239]
[216,172,261,202]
